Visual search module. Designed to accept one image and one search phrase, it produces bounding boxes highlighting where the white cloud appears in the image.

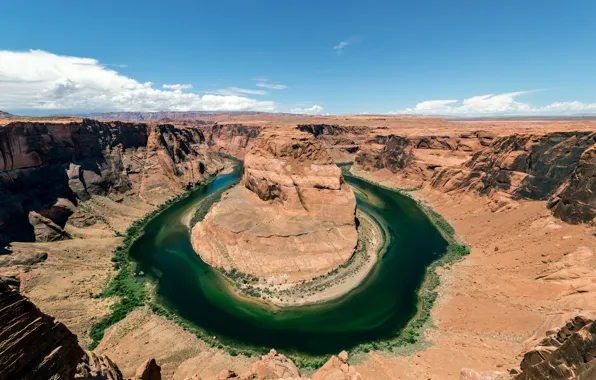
[0,49,276,112]
[333,41,349,55]
[393,90,596,115]
[256,82,287,90]
[290,104,324,114]
[162,83,193,91]
[214,87,267,96]
[333,36,362,55]
[253,77,287,90]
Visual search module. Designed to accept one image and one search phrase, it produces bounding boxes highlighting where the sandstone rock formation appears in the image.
[192,132,358,281]
[548,144,596,224]
[0,278,84,379]
[351,131,496,187]
[355,135,413,173]
[429,132,596,222]
[201,123,262,158]
[311,350,362,380]
[430,132,595,198]
[514,314,596,379]
[75,351,124,380]
[0,119,230,245]
[131,358,162,380]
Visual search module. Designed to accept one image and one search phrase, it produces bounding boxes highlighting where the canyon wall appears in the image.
[0,119,241,245]
[430,132,596,223]
[192,132,358,282]
[347,128,595,224]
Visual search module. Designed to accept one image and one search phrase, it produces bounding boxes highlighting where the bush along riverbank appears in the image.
[87,173,225,350]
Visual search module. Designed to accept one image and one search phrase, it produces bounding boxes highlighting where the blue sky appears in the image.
[1,0,596,115]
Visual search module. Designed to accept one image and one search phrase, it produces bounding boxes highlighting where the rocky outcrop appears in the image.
[192,132,358,282]
[131,358,162,380]
[0,119,229,245]
[411,131,495,152]
[355,135,413,173]
[75,351,124,380]
[514,314,596,379]
[0,278,84,379]
[201,123,262,158]
[235,349,303,379]
[429,132,596,222]
[548,145,596,224]
[354,131,495,176]
[311,350,362,380]
[431,132,595,198]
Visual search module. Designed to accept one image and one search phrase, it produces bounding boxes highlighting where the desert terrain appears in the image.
[1,111,595,380]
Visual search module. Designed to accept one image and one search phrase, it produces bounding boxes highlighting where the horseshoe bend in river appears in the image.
[129,164,448,355]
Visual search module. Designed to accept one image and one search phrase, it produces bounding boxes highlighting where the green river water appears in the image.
[129,164,448,355]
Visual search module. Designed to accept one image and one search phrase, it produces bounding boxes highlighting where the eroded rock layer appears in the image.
[514,314,596,380]
[429,132,596,223]
[0,119,234,245]
[192,132,358,281]
[0,279,84,379]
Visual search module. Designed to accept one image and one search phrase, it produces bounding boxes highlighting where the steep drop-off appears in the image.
[430,132,596,223]
[0,119,254,245]
[191,132,358,282]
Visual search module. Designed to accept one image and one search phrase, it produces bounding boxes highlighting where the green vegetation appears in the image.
[87,178,218,350]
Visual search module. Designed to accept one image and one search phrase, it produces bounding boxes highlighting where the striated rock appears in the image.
[311,351,362,380]
[131,358,162,380]
[0,275,20,290]
[548,145,596,224]
[0,278,84,379]
[192,132,358,281]
[0,119,230,245]
[75,351,123,380]
[430,132,596,223]
[355,135,413,173]
[28,211,72,242]
[201,123,262,158]
[431,132,595,199]
[514,314,596,379]
[238,349,303,379]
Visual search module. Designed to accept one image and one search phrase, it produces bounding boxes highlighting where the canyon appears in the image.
[0,113,594,379]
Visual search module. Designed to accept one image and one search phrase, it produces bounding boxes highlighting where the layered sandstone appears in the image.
[429,132,596,222]
[514,314,596,379]
[549,145,596,224]
[192,132,357,282]
[0,119,230,245]
[0,278,84,379]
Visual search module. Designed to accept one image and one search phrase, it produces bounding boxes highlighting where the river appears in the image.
[129,163,448,355]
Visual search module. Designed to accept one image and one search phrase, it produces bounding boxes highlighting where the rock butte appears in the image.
[191,132,358,282]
